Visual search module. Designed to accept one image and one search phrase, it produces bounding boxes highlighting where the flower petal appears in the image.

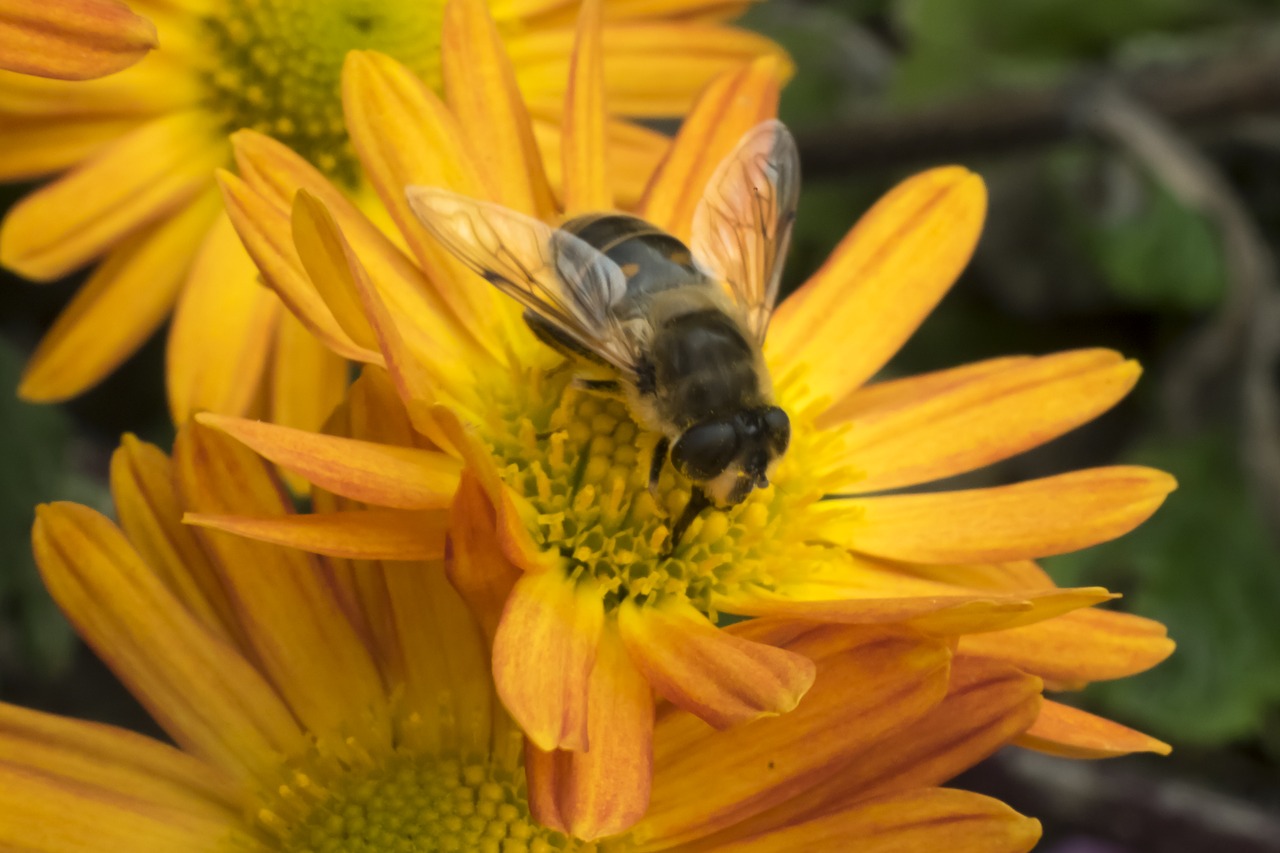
[267,310,349,435]
[769,167,987,407]
[446,471,523,643]
[709,788,1040,853]
[638,625,950,848]
[31,503,304,782]
[17,191,217,402]
[185,509,447,561]
[559,0,611,214]
[0,115,141,181]
[829,350,1142,492]
[0,0,156,80]
[530,111,667,209]
[618,596,814,728]
[640,56,784,238]
[0,110,225,279]
[0,60,194,117]
[492,569,604,752]
[1016,699,1171,758]
[166,210,281,421]
[195,412,460,510]
[835,467,1177,564]
[826,355,1030,423]
[173,422,388,741]
[442,0,555,218]
[526,625,652,841]
[960,607,1175,686]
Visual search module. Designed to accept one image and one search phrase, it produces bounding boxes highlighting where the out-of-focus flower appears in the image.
[11,411,1046,851]
[0,0,786,427]
[199,0,1175,834]
[0,0,156,80]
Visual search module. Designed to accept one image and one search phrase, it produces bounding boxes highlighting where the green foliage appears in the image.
[1047,431,1280,745]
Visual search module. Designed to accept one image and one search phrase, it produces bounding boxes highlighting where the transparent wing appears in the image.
[690,120,800,343]
[406,186,640,376]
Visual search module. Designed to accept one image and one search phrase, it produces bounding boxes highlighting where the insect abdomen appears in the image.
[563,213,709,316]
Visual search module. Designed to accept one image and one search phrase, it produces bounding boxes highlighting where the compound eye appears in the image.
[671,421,739,481]
[762,407,790,455]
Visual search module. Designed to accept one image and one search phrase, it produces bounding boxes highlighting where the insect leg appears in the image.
[664,487,712,556]
[648,436,669,498]
[574,378,622,396]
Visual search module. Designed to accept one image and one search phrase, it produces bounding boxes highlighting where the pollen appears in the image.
[198,0,448,185]
[478,365,858,618]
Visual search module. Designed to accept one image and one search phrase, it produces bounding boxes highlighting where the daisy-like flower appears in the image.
[198,0,1176,832]
[0,0,156,79]
[0,0,786,429]
[16,404,1057,851]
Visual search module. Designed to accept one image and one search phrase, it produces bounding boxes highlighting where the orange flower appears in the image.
[11,414,1046,851]
[200,0,1174,833]
[0,0,155,80]
[0,0,786,427]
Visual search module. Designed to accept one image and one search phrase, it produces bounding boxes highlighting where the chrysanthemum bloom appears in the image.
[15,413,1058,850]
[0,0,786,428]
[200,0,1175,831]
[0,0,155,79]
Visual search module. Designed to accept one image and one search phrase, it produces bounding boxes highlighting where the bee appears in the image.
[406,120,800,550]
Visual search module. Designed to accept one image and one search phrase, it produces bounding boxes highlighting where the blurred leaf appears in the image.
[1046,430,1280,745]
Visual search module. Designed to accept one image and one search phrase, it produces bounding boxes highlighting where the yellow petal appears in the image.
[0,58,196,117]
[826,354,1030,423]
[173,422,388,741]
[289,190,381,352]
[492,569,603,752]
[829,350,1142,492]
[712,788,1040,853]
[166,210,281,421]
[526,625,652,840]
[530,111,668,210]
[267,309,349,436]
[641,56,784,238]
[18,191,218,402]
[1016,699,1171,758]
[769,167,987,407]
[31,503,304,782]
[836,467,1177,564]
[0,110,225,279]
[185,509,448,561]
[446,471,523,644]
[639,625,950,848]
[109,435,242,644]
[0,115,141,181]
[0,0,156,80]
[510,24,793,119]
[559,0,611,214]
[618,596,814,728]
[442,0,555,219]
[192,412,461,511]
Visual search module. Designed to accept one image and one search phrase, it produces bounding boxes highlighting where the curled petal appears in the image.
[446,471,523,643]
[1016,699,1171,758]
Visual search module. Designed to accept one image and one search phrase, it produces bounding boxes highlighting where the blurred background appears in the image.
[3,0,1280,850]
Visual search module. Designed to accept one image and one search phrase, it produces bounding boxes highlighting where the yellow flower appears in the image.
[0,0,787,427]
[14,415,1050,851]
[197,0,1174,834]
[0,0,156,79]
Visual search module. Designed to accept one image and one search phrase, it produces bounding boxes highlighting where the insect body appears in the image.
[407,120,801,549]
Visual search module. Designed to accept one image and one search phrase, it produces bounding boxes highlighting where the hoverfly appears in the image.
[406,120,800,550]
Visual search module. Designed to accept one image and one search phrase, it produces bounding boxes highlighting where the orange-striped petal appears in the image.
[0,110,225,279]
[0,115,141,181]
[166,210,281,421]
[446,471,523,643]
[618,597,814,728]
[18,192,217,402]
[510,24,792,119]
[0,0,156,80]
[639,625,950,848]
[492,569,603,752]
[526,625,652,841]
[31,503,304,781]
[835,467,1177,564]
[185,509,447,561]
[960,607,1175,686]
[829,350,1142,492]
[530,112,667,209]
[267,310,349,436]
[641,56,784,238]
[442,0,555,219]
[195,412,460,509]
[769,167,987,406]
[173,422,388,741]
[1016,699,1171,758]
[559,0,611,214]
[712,788,1040,853]
[828,355,1030,422]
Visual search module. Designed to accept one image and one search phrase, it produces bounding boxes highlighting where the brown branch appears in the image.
[796,53,1280,176]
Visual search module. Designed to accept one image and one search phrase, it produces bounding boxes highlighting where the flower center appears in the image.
[476,364,856,619]
[199,0,446,185]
